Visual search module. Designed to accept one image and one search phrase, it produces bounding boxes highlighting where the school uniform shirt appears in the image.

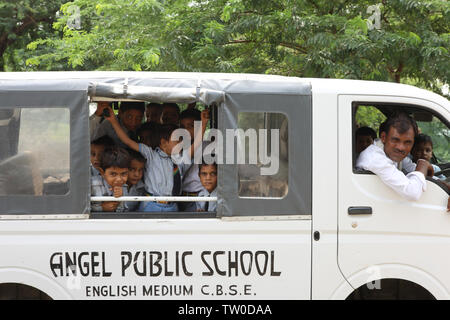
[90,175,128,212]
[196,188,217,212]
[89,114,102,138]
[138,143,191,196]
[90,164,101,177]
[182,164,202,193]
[91,118,138,148]
[432,164,446,181]
[126,180,146,211]
[356,144,426,201]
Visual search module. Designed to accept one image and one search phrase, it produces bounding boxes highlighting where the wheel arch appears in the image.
[0,267,72,300]
[331,264,448,300]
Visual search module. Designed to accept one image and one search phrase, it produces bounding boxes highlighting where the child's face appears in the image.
[121,109,144,132]
[161,106,179,125]
[356,135,374,154]
[160,132,182,156]
[180,117,195,141]
[101,167,129,188]
[90,144,105,170]
[128,159,145,186]
[199,164,217,193]
[146,106,162,123]
[412,142,433,163]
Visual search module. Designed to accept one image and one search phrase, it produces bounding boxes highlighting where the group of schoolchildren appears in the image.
[355,122,445,180]
[89,101,217,213]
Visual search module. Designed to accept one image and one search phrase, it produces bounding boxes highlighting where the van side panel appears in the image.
[0,219,311,299]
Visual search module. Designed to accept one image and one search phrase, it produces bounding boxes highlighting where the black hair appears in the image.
[383,112,418,136]
[355,126,377,140]
[137,121,161,149]
[180,108,201,121]
[162,103,180,114]
[413,133,433,149]
[199,160,217,172]
[119,101,145,114]
[159,123,180,143]
[91,135,114,147]
[127,148,146,164]
[379,120,387,137]
[100,146,131,170]
[147,102,163,110]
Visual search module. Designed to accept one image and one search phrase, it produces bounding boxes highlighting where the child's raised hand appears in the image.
[95,101,109,116]
[104,106,118,124]
[201,108,210,124]
[111,186,123,198]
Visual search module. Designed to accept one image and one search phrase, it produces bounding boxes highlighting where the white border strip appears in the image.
[0,214,89,220]
[90,196,217,202]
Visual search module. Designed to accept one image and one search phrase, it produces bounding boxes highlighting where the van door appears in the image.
[0,82,90,216]
[337,94,450,299]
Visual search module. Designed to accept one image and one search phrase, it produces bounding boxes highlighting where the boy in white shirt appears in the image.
[196,162,217,212]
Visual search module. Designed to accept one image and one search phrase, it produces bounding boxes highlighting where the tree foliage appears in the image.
[0,0,68,71]
[22,0,450,97]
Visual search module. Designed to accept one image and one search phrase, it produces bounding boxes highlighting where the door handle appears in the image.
[348,206,372,215]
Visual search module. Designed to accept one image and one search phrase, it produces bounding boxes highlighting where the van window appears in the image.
[237,112,288,198]
[0,108,70,196]
[352,103,450,188]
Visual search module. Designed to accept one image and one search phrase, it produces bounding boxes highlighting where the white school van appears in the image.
[0,72,448,300]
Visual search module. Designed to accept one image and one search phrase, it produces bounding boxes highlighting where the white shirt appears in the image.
[196,188,217,211]
[138,144,191,196]
[182,142,212,193]
[356,144,427,201]
[89,114,102,138]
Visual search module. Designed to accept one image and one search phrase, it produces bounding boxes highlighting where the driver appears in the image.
[356,113,434,201]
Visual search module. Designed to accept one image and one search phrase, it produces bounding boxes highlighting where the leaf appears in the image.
[408,32,422,45]
[25,57,40,66]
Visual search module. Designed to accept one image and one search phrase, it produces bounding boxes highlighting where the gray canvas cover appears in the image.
[0,80,89,215]
[0,72,311,217]
[218,80,312,216]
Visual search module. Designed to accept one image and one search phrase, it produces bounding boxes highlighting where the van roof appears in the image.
[0,71,447,108]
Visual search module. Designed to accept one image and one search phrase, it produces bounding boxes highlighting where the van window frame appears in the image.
[219,84,312,217]
[88,101,220,219]
[0,88,90,217]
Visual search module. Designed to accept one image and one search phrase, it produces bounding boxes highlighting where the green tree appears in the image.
[28,0,449,97]
[0,0,69,71]
[27,0,164,70]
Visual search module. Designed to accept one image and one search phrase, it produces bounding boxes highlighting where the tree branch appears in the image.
[223,39,308,54]
[0,14,53,57]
